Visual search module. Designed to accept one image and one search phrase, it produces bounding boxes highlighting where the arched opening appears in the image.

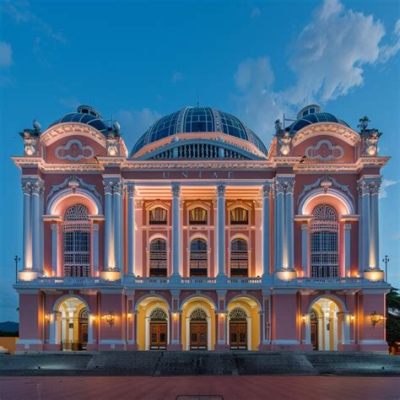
[230,238,248,277]
[310,297,342,351]
[229,308,248,350]
[149,308,168,350]
[63,204,91,277]
[149,238,167,277]
[311,204,339,278]
[230,207,248,225]
[56,297,89,351]
[190,238,208,276]
[189,308,208,350]
[189,207,208,225]
[149,207,167,225]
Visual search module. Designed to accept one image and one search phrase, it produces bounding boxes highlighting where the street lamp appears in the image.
[382,255,390,282]
[14,255,21,283]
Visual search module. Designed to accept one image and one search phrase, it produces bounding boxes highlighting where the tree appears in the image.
[386,288,400,347]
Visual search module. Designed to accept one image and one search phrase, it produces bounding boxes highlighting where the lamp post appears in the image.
[14,255,20,283]
[382,255,390,282]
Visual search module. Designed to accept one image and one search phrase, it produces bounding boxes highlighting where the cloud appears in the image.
[234,0,400,137]
[2,0,66,43]
[171,72,185,83]
[379,179,399,199]
[115,108,161,147]
[0,41,12,67]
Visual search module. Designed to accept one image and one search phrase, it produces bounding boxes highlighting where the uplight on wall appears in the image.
[370,311,384,327]
[103,312,115,327]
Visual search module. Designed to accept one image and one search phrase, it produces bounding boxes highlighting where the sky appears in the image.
[0,0,399,322]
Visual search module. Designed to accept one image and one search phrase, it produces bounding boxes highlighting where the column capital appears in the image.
[22,181,32,194]
[217,184,225,196]
[275,176,295,195]
[262,182,273,197]
[103,180,114,194]
[31,180,44,195]
[172,183,181,197]
[127,183,136,196]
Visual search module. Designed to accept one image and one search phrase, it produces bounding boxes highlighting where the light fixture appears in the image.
[127,313,133,319]
[44,314,51,323]
[370,311,383,327]
[104,312,115,327]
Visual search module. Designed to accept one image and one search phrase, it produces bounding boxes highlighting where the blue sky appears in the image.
[0,0,399,321]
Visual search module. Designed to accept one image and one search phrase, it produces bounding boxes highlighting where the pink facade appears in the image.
[13,105,390,352]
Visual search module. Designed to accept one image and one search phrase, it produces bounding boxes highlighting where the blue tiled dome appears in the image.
[49,105,110,134]
[131,107,267,155]
[287,112,350,134]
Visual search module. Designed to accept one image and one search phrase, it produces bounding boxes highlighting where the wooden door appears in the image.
[230,322,247,350]
[150,322,167,350]
[190,322,207,350]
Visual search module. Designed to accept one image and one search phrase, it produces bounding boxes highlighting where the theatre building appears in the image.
[13,104,390,352]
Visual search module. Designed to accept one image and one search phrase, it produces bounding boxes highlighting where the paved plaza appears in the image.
[1,376,399,400]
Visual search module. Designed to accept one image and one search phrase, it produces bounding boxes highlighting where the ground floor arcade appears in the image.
[16,288,388,353]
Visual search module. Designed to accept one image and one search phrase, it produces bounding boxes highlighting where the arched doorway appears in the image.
[56,297,90,351]
[189,308,208,350]
[229,308,247,350]
[149,308,168,350]
[310,297,341,351]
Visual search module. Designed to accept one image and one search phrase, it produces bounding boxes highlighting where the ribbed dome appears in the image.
[287,112,349,134]
[49,105,110,134]
[131,106,267,155]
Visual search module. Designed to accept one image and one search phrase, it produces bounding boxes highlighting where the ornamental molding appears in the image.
[291,123,360,147]
[40,123,107,147]
[304,139,344,161]
[47,176,102,206]
[297,176,355,207]
[55,139,95,161]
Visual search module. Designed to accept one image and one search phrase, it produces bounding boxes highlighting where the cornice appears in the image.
[291,123,361,147]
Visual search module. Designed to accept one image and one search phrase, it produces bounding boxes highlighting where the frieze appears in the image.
[55,139,95,161]
[305,139,344,161]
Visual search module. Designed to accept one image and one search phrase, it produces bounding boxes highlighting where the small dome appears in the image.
[131,106,267,155]
[49,105,110,134]
[287,106,350,134]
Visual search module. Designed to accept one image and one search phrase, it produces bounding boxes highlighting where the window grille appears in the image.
[149,238,167,277]
[230,239,248,276]
[63,204,91,277]
[190,238,208,276]
[230,207,249,224]
[189,207,208,225]
[311,204,339,278]
[190,308,207,321]
[150,308,168,321]
[149,207,167,224]
[229,308,247,321]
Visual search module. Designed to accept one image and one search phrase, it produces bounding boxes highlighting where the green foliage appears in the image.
[386,288,400,346]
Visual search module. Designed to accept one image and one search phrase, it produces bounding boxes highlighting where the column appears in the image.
[369,182,380,269]
[216,184,226,277]
[274,180,284,270]
[344,223,351,277]
[88,315,94,344]
[172,183,181,276]
[22,181,32,270]
[93,224,99,275]
[358,179,370,271]
[31,180,43,274]
[134,200,143,277]
[113,182,123,270]
[285,179,295,269]
[127,184,135,275]
[304,315,311,345]
[103,180,114,269]
[262,183,272,277]
[51,223,59,276]
[301,224,308,275]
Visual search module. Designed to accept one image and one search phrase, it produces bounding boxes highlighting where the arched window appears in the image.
[149,207,167,224]
[189,207,208,225]
[190,238,208,276]
[311,204,339,278]
[190,308,207,321]
[150,308,168,321]
[149,238,167,277]
[230,207,248,225]
[230,238,248,277]
[63,204,91,277]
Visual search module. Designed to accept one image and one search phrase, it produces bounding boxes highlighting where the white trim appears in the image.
[17,339,42,345]
[359,340,387,345]
[99,339,126,344]
[271,339,300,345]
